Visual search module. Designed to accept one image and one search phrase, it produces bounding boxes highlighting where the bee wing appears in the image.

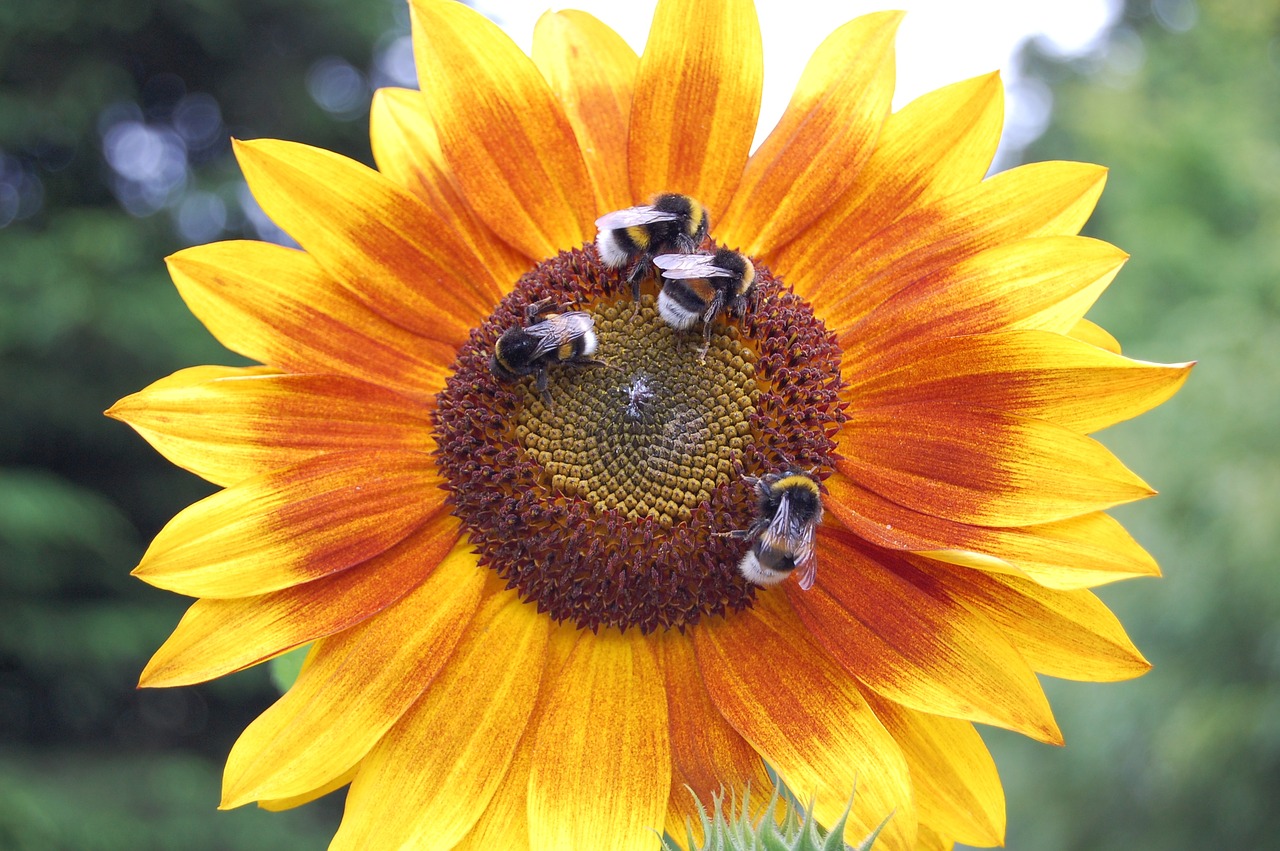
[594,206,680,230]
[652,253,733,279]
[758,497,794,556]
[760,495,819,591]
[523,312,593,357]
[793,531,818,590]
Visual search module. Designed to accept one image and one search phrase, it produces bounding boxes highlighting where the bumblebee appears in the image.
[652,248,755,346]
[725,470,823,590]
[594,193,710,301]
[490,298,602,401]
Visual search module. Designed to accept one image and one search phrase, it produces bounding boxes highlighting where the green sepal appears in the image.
[659,777,888,851]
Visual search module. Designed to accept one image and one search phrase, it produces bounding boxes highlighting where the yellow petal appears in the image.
[791,530,1062,744]
[1070,317,1123,354]
[835,403,1154,528]
[220,540,484,808]
[718,12,900,253]
[410,0,596,257]
[694,591,918,849]
[164,240,455,401]
[823,471,1162,588]
[843,236,1128,361]
[845,329,1194,434]
[332,586,548,849]
[768,72,1003,302]
[921,564,1152,682]
[451,712,537,850]
[810,161,1108,334]
[234,138,502,347]
[629,0,762,216]
[532,10,638,213]
[139,513,460,688]
[108,370,434,488]
[369,87,531,287]
[657,632,771,843]
[256,767,356,812]
[915,823,953,851]
[133,450,443,597]
[863,694,1006,847]
[527,628,670,851]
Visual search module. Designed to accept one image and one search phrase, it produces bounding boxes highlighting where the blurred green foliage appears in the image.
[1,0,1272,849]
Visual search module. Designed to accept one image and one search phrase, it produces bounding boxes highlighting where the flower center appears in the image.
[518,297,759,527]
[434,246,845,632]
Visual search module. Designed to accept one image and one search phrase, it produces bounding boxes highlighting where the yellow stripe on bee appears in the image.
[558,341,574,360]
[773,474,819,495]
[625,225,651,249]
[689,205,706,237]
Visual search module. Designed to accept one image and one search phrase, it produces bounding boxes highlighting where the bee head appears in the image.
[653,193,710,245]
[489,351,515,381]
[492,326,534,379]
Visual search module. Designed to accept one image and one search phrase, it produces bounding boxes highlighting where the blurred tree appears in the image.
[0,1,407,847]
[966,1,1280,849]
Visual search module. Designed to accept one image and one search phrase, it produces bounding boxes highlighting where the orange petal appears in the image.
[108,370,434,488]
[369,87,531,289]
[768,72,1003,302]
[694,591,918,849]
[220,539,484,807]
[139,513,460,688]
[718,12,900,253]
[845,329,1194,434]
[810,161,1107,334]
[532,10,638,213]
[331,586,548,849]
[164,240,455,401]
[527,627,670,851]
[862,694,1006,847]
[834,402,1154,527]
[823,472,1161,589]
[410,0,596,258]
[657,632,771,842]
[919,563,1151,682]
[133,450,444,598]
[629,0,762,216]
[789,530,1061,744]
[234,138,495,347]
[843,236,1127,362]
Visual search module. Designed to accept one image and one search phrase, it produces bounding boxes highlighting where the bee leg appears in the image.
[536,366,552,405]
[628,266,646,307]
[695,320,714,363]
[567,357,616,373]
[524,297,557,325]
[714,529,752,540]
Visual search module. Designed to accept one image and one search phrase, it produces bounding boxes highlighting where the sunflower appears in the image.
[108,0,1192,848]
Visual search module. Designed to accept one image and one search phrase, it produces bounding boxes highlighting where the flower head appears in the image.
[108,0,1192,848]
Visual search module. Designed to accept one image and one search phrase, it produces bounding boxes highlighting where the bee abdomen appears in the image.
[596,229,633,267]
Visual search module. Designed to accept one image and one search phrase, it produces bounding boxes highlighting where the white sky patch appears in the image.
[474,0,1122,155]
